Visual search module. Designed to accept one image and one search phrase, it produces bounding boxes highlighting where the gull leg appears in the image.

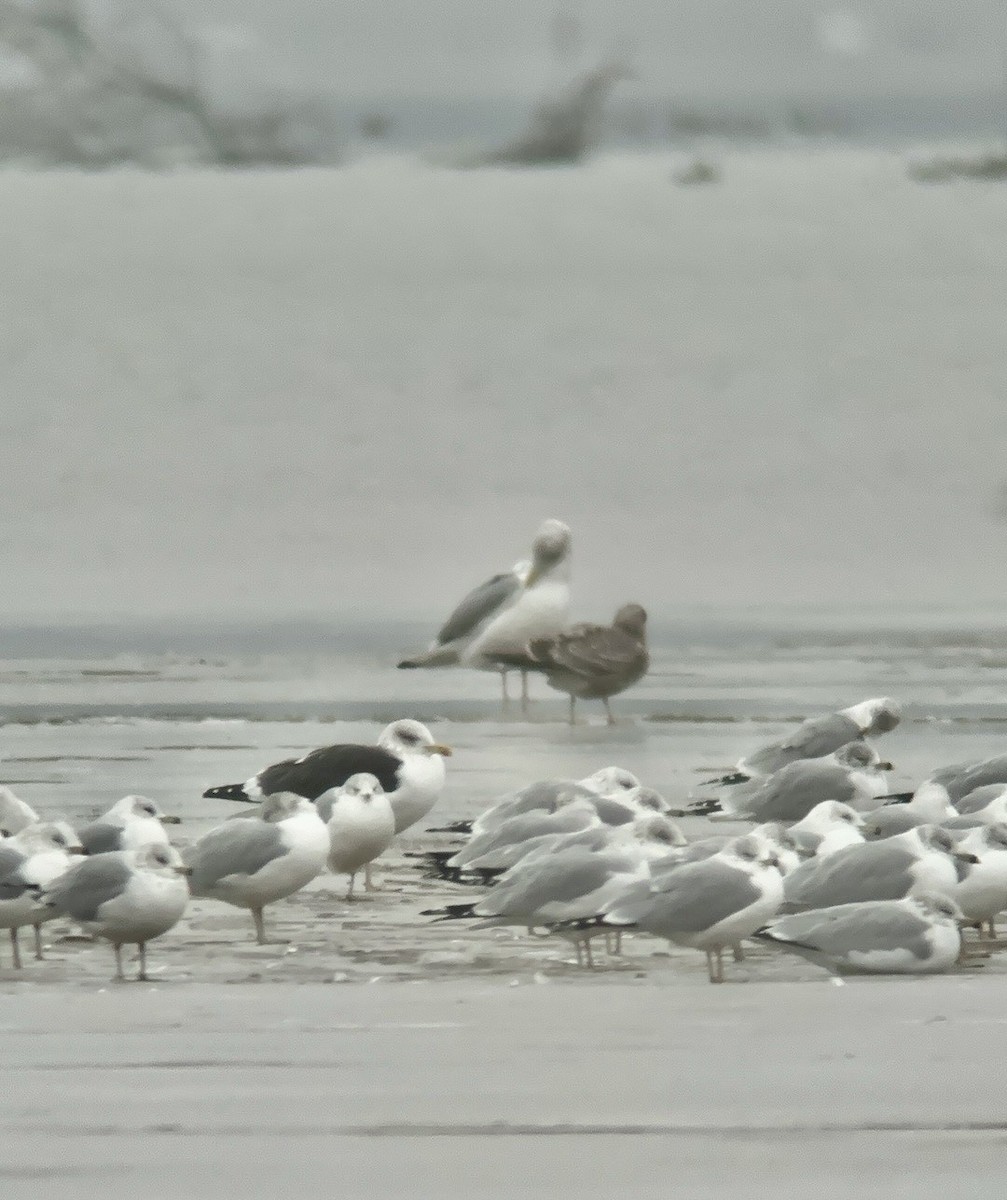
[715,947,725,983]
[574,941,583,967]
[987,918,998,940]
[346,873,356,901]
[705,949,716,982]
[520,670,530,715]
[113,944,124,981]
[364,862,378,892]
[33,923,44,960]
[253,907,267,945]
[137,943,148,982]
[614,930,623,955]
[604,698,615,726]
[500,671,510,707]
[583,938,595,970]
[732,942,745,963]
[568,696,576,726]
[10,927,21,971]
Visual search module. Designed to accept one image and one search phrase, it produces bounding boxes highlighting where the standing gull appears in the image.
[78,795,181,854]
[703,697,901,787]
[185,793,329,944]
[755,894,963,975]
[36,844,190,981]
[203,719,451,835]
[527,603,649,725]
[0,787,40,837]
[398,519,572,709]
[0,823,84,968]
[315,773,396,900]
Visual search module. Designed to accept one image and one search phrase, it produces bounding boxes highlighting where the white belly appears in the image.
[390,755,447,834]
[89,872,189,944]
[327,798,396,874]
[463,580,570,669]
[210,819,329,910]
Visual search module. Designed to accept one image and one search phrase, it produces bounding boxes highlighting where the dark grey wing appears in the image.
[0,843,28,900]
[783,842,914,909]
[746,762,855,822]
[948,756,1007,803]
[767,903,932,960]
[257,745,402,799]
[481,848,615,919]
[743,713,862,777]
[78,822,124,855]
[609,860,760,933]
[184,822,287,894]
[44,856,133,922]
[435,572,520,647]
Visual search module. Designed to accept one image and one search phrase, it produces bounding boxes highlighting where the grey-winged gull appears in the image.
[0,822,84,968]
[950,823,1007,936]
[0,787,40,837]
[787,801,866,858]
[755,893,963,975]
[315,773,395,900]
[78,795,181,855]
[185,792,329,943]
[782,825,976,911]
[690,742,890,821]
[703,697,901,787]
[37,843,190,980]
[527,603,649,725]
[203,719,451,834]
[599,834,785,982]
[398,519,572,709]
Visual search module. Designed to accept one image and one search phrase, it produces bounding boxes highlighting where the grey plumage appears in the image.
[606,859,762,932]
[78,822,126,855]
[43,855,133,923]
[741,713,864,778]
[436,573,522,648]
[184,822,287,894]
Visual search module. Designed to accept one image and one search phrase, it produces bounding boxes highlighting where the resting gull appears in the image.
[315,773,395,900]
[78,795,181,854]
[0,787,40,837]
[185,792,329,943]
[755,893,963,975]
[527,603,649,724]
[398,519,572,708]
[37,844,190,981]
[881,755,1007,808]
[0,822,84,968]
[689,742,890,821]
[203,719,451,834]
[703,697,901,787]
[950,823,1007,936]
[599,834,785,982]
[787,801,866,858]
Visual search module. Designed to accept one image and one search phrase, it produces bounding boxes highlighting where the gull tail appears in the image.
[699,771,750,788]
[397,644,460,670]
[420,902,478,922]
[879,793,915,805]
[425,820,473,835]
[681,798,723,817]
[203,782,255,802]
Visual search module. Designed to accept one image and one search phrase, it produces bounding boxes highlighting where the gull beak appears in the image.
[877,761,894,772]
[69,846,87,855]
[955,852,980,865]
[175,865,194,877]
[161,815,182,825]
[426,744,453,757]
[523,565,541,588]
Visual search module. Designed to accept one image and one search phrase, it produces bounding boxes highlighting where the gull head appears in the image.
[833,742,887,771]
[581,766,640,797]
[136,843,191,877]
[379,719,452,759]
[340,772,385,803]
[613,603,647,639]
[525,519,572,585]
[841,697,901,735]
[14,820,85,855]
[910,891,964,923]
[260,792,318,822]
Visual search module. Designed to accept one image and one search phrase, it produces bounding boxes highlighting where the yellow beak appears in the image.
[175,865,194,876]
[523,566,541,588]
[426,744,453,757]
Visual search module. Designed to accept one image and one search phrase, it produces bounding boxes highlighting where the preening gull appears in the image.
[0,822,84,968]
[600,834,785,982]
[690,742,890,821]
[527,603,649,724]
[203,719,451,835]
[782,825,976,911]
[0,787,40,837]
[315,773,395,900]
[37,844,190,981]
[755,893,963,975]
[703,697,901,787]
[398,519,572,708]
[78,795,181,854]
[185,792,329,943]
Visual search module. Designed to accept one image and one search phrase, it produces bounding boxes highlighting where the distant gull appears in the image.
[315,773,396,900]
[755,893,963,975]
[37,844,190,981]
[398,519,572,709]
[0,787,40,837]
[703,697,901,787]
[0,822,84,968]
[599,834,785,983]
[689,742,891,821]
[782,825,975,911]
[78,795,181,855]
[527,603,649,725]
[185,792,329,943]
[203,719,451,835]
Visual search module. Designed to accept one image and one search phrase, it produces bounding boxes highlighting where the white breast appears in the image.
[327,796,396,874]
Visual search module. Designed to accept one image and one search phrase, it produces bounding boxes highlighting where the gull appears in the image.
[0,822,84,968]
[203,719,451,834]
[78,795,181,854]
[949,823,1007,937]
[702,697,901,787]
[527,603,649,724]
[185,792,329,943]
[315,773,395,900]
[398,519,572,709]
[881,755,1007,809]
[781,825,976,911]
[0,787,40,837]
[788,801,866,858]
[755,893,963,975]
[599,834,785,982]
[36,844,190,981]
[689,742,890,821]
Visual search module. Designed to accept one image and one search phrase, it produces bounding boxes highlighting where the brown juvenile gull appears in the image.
[527,603,649,725]
[36,844,190,981]
[397,519,572,710]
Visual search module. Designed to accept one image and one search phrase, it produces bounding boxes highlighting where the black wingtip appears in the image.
[880,792,915,806]
[202,783,253,802]
[425,821,473,835]
[684,799,723,817]
[397,660,419,670]
[420,903,477,921]
[700,771,750,788]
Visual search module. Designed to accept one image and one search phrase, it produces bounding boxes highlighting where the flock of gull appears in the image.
[3,519,1007,985]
